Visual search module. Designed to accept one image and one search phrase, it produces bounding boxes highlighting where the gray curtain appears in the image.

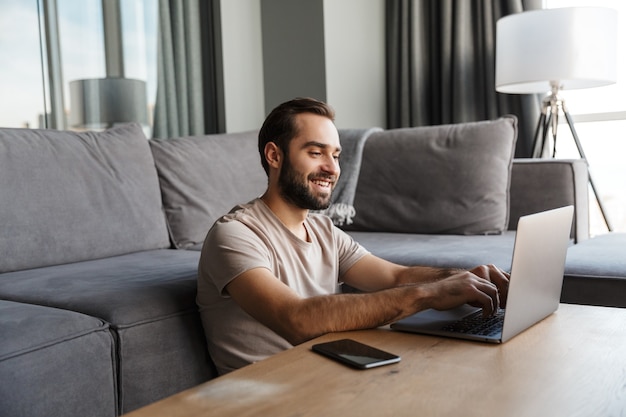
[152,0,205,139]
[386,0,541,157]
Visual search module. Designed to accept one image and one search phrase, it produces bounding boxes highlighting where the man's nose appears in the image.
[322,156,340,175]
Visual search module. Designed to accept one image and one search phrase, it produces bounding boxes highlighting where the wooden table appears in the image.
[124,304,626,417]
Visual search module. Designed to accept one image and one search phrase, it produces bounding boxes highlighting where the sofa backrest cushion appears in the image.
[150,131,267,248]
[0,123,170,273]
[349,116,518,235]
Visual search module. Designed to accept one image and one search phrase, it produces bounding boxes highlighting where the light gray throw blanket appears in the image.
[318,127,382,226]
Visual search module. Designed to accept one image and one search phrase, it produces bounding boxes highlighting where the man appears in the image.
[197,97,509,375]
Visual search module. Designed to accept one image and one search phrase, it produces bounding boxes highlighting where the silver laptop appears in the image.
[390,205,574,343]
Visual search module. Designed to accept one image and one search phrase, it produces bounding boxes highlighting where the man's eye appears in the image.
[333,155,340,161]
[310,152,322,157]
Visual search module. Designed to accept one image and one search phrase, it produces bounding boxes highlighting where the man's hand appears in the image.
[422,265,510,317]
[467,264,510,308]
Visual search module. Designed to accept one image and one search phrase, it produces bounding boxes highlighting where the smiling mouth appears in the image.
[311,178,333,189]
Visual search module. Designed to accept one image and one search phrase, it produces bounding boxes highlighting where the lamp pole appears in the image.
[531,81,613,232]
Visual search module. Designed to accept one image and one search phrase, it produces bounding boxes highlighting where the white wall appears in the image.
[220,0,266,132]
[323,0,386,129]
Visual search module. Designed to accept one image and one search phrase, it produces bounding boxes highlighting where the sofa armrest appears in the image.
[509,158,589,242]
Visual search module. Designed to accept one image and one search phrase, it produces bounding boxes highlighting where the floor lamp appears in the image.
[495,7,618,232]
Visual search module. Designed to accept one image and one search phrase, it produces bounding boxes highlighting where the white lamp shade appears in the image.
[495,7,618,94]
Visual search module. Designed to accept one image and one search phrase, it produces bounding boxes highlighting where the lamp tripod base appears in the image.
[531,89,613,232]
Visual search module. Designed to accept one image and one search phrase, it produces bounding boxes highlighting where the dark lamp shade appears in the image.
[69,78,148,129]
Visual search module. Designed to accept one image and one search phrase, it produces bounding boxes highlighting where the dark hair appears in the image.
[258,97,335,174]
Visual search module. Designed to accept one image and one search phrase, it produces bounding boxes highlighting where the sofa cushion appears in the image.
[562,233,626,308]
[509,159,589,241]
[0,300,117,417]
[0,123,170,273]
[348,231,517,270]
[348,116,518,235]
[150,131,267,248]
[0,249,215,413]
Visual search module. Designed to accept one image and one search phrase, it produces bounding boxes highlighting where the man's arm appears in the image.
[225,256,507,346]
[342,254,509,305]
[340,254,463,291]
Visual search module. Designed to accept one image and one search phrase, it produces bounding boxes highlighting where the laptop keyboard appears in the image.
[441,309,506,337]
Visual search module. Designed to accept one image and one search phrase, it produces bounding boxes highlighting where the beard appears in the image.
[278,156,335,211]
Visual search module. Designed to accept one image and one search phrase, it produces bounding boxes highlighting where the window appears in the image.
[0,0,157,136]
[0,0,45,128]
[545,0,626,235]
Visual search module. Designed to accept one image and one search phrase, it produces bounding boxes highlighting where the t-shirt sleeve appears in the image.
[200,219,272,297]
[335,227,370,278]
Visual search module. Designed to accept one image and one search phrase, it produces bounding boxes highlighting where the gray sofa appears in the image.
[1,120,624,417]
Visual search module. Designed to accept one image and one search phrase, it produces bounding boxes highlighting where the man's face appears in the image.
[278,113,341,210]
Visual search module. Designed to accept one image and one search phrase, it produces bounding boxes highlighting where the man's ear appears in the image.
[264,142,282,170]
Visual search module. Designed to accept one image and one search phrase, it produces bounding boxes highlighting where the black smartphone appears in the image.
[311,339,401,369]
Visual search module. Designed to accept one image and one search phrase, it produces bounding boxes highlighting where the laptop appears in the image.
[390,205,574,343]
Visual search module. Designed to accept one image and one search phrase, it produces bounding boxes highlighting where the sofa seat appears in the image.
[0,249,215,414]
[562,233,626,308]
[348,231,518,270]
[0,300,117,417]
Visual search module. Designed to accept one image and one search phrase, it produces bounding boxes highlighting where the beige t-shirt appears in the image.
[197,198,369,374]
